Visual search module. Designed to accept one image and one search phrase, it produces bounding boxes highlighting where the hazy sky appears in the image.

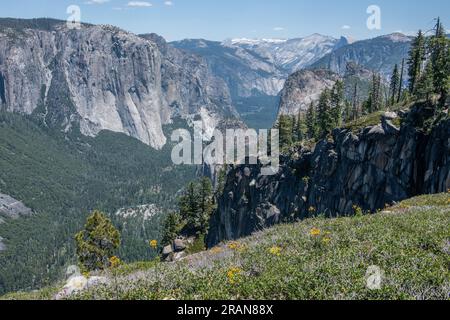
[1,0,449,41]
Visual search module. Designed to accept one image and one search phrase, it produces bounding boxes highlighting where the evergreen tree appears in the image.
[389,64,400,106]
[344,100,352,123]
[398,58,405,103]
[429,18,450,107]
[407,30,426,94]
[179,178,214,236]
[294,111,306,142]
[179,182,200,233]
[197,177,214,235]
[161,212,182,246]
[362,95,372,115]
[351,82,359,120]
[316,89,333,138]
[416,62,435,102]
[305,102,318,140]
[278,115,294,148]
[364,73,382,114]
[374,73,383,111]
[330,80,345,127]
[75,210,121,272]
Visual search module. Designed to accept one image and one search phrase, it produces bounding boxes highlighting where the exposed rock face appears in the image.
[310,33,412,79]
[0,193,32,218]
[226,34,343,75]
[0,19,240,149]
[172,34,343,101]
[115,204,161,221]
[0,236,5,251]
[172,39,286,99]
[278,69,340,116]
[207,106,450,247]
[277,63,384,118]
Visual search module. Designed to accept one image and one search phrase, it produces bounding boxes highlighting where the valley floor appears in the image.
[2,193,449,300]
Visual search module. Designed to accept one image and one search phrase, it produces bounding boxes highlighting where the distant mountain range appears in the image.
[310,33,412,79]
[172,34,352,100]
[173,33,411,126]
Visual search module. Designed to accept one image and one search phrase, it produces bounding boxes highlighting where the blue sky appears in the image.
[1,0,449,41]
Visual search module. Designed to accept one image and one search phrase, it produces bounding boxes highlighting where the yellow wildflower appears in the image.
[308,207,316,213]
[149,240,158,249]
[228,241,246,252]
[322,237,331,244]
[109,256,121,269]
[269,246,282,256]
[227,267,243,284]
[310,228,321,237]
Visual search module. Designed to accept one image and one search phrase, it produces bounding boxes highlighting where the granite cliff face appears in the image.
[277,64,380,117]
[0,19,239,149]
[207,105,450,247]
[277,69,340,116]
[172,35,347,101]
[310,33,412,79]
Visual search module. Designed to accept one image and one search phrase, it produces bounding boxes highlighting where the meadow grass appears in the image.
[3,193,449,300]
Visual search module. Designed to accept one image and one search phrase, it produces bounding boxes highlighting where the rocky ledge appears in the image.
[207,104,450,247]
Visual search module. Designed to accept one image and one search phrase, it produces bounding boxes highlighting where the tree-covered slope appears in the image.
[0,112,197,294]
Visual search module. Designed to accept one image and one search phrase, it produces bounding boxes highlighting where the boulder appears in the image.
[162,245,173,256]
[55,276,88,300]
[173,251,187,261]
[173,239,187,252]
[382,118,400,136]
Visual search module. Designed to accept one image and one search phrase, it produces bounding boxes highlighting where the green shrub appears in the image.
[75,211,121,272]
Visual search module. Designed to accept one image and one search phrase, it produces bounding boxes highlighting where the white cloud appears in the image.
[341,25,351,30]
[273,27,285,31]
[85,0,110,4]
[127,1,152,7]
[164,1,173,6]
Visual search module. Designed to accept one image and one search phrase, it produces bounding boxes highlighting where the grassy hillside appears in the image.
[4,193,448,300]
[0,112,197,295]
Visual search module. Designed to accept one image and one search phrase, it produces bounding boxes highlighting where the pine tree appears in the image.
[389,64,400,106]
[398,58,405,103]
[294,111,306,142]
[429,18,450,107]
[374,74,383,111]
[365,73,382,114]
[316,89,333,138]
[407,30,426,94]
[179,182,200,233]
[416,62,435,102]
[305,102,317,140]
[330,80,345,127]
[351,82,359,120]
[161,212,181,246]
[362,95,372,115]
[197,177,214,235]
[75,210,121,272]
[179,178,214,236]
[278,115,294,148]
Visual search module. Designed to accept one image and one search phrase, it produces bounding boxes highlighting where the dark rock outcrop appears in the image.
[207,106,450,247]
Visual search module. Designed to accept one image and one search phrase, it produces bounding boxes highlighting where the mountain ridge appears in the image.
[0,18,242,149]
